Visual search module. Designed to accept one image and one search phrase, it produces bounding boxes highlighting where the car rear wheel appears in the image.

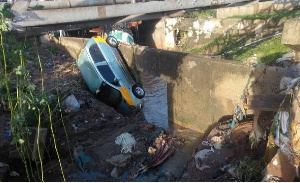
[132,85,145,99]
[106,36,119,48]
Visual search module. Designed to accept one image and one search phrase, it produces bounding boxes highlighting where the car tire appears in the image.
[106,36,119,48]
[132,85,145,99]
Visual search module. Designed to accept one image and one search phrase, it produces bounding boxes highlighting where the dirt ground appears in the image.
[180,112,274,182]
[0,39,277,182]
[0,40,183,182]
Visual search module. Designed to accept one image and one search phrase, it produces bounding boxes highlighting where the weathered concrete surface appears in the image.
[217,1,299,19]
[11,0,250,28]
[282,18,300,61]
[120,45,286,132]
[40,35,89,59]
[154,16,283,50]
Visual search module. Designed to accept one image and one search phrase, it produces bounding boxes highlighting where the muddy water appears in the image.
[141,73,203,179]
[141,73,169,130]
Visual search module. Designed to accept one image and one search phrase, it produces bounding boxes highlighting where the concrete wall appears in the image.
[120,45,287,132]
[40,35,89,59]
[282,18,300,61]
[217,1,299,19]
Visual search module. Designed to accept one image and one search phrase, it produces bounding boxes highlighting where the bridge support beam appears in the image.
[11,0,251,29]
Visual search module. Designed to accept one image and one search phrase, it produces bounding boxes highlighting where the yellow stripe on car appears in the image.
[119,87,135,106]
[93,36,108,44]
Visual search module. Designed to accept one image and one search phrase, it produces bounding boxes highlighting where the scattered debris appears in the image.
[106,154,131,168]
[115,133,136,153]
[46,62,53,67]
[194,149,213,171]
[62,94,80,112]
[276,51,295,63]
[131,130,175,179]
[110,167,119,179]
[0,162,9,181]
[212,164,231,179]
[9,171,19,177]
[73,146,92,173]
[4,129,11,139]
[210,136,225,149]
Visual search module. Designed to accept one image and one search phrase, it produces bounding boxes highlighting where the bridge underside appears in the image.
[10,0,251,33]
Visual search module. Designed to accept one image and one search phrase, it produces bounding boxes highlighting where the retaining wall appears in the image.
[120,45,287,132]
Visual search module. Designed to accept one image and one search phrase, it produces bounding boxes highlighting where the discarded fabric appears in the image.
[74,146,92,173]
[62,94,80,112]
[115,133,136,153]
[210,136,225,149]
[4,129,11,139]
[9,171,19,177]
[194,149,213,170]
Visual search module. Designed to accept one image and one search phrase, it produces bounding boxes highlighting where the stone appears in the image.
[106,154,131,167]
[263,149,296,181]
[110,167,119,179]
[0,163,9,181]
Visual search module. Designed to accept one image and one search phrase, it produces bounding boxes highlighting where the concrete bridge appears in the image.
[10,0,252,33]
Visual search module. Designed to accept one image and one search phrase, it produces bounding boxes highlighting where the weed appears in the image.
[184,9,217,18]
[0,5,66,181]
[237,156,264,181]
[231,8,300,23]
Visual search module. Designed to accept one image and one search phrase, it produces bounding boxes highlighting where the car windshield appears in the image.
[89,43,105,63]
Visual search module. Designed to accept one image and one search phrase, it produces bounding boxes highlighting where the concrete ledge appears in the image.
[217,1,299,19]
[40,36,89,59]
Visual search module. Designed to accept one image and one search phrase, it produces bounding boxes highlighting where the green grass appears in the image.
[185,9,298,65]
[233,36,290,64]
[190,34,290,65]
[237,156,264,182]
[231,9,300,22]
[184,9,217,18]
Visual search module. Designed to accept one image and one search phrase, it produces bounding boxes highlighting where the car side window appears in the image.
[97,65,120,87]
[89,44,105,64]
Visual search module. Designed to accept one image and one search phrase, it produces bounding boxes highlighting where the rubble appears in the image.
[106,154,131,168]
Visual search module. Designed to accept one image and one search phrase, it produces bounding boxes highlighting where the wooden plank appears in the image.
[245,94,291,111]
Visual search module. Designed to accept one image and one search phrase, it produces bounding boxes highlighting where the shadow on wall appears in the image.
[136,19,161,49]
[130,44,286,132]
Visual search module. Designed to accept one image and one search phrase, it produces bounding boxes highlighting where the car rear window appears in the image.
[89,43,105,63]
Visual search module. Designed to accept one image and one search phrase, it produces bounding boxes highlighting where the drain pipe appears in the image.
[28,0,159,10]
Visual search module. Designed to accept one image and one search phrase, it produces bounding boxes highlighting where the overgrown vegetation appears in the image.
[0,4,67,181]
[186,9,296,65]
[184,9,217,18]
[190,34,290,64]
[231,8,300,23]
[237,156,264,182]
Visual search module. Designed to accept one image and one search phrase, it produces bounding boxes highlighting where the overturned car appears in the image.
[77,36,145,114]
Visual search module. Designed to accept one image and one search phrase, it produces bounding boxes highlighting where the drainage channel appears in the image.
[140,72,203,181]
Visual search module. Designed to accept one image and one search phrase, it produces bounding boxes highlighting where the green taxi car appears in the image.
[77,36,145,114]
